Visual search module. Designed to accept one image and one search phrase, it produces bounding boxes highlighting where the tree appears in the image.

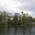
[0,11,2,15]
[22,14,27,24]
[33,18,35,22]
[7,17,11,26]
[0,15,2,22]
[0,11,3,22]
[15,13,19,16]
[2,11,7,21]
[14,13,18,27]
[1,20,7,26]
[27,16,33,23]
[14,16,18,24]
[18,16,21,25]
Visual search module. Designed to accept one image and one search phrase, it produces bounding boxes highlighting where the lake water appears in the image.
[0,26,35,35]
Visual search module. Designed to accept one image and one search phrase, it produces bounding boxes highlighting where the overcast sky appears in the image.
[0,0,35,18]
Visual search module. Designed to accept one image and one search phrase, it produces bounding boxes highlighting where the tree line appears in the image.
[0,11,35,27]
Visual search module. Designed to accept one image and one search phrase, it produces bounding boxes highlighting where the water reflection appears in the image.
[0,27,7,35]
[0,26,35,35]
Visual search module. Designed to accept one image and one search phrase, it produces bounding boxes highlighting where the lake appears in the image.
[0,26,35,35]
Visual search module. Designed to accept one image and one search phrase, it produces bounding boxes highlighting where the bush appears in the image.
[0,20,7,27]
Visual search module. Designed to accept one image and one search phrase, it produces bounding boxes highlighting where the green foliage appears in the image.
[0,11,7,28]
[27,16,33,23]
[0,11,3,22]
[11,20,14,25]
[0,11,35,28]
[33,18,35,22]
[2,11,7,20]
[0,20,7,28]
[15,13,19,16]
[10,20,15,27]
[13,14,18,27]
[18,16,21,25]
[1,20,6,25]
[0,15,2,22]
[7,17,11,25]
[14,16,18,24]
[22,14,27,23]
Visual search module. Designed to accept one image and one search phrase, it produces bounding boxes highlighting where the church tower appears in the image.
[21,11,23,18]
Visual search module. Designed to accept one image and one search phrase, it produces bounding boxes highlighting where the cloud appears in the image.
[0,0,23,11]
[0,0,35,18]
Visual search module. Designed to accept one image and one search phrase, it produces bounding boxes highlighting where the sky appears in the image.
[0,0,35,18]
